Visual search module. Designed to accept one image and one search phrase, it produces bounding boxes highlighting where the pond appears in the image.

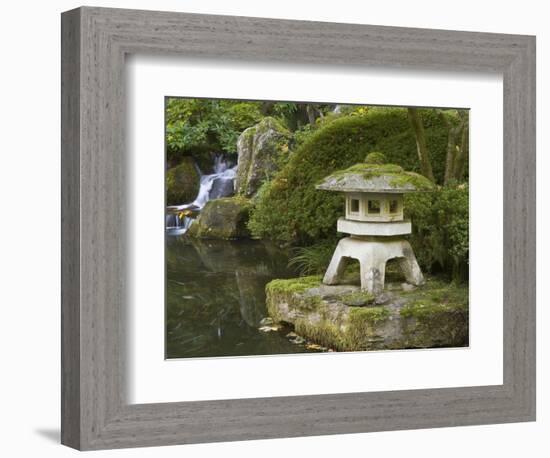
[166,236,319,358]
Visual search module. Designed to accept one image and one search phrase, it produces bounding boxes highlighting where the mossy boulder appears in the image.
[235,117,291,197]
[187,197,252,239]
[265,275,468,351]
[166,157,200,205]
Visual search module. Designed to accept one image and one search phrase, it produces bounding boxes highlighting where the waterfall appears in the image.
[212,154,231,174]
[166,153,238,234]
[165,212,194,234]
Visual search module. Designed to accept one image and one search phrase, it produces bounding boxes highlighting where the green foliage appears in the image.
[281,105,362,146]
[271,102,299,123]
[405,184,469,282]
[337,104,372,117]
[249,107,455,244]
[375,108,459,182]
[226,102,265,131]
[165,98,263,162]
[267,102,336,131]
[287,241,337,276]
[292,122,317,147]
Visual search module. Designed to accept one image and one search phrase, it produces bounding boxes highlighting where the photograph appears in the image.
[165,99,470,359]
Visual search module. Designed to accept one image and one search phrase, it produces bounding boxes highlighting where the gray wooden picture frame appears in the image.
[61,6,536,451]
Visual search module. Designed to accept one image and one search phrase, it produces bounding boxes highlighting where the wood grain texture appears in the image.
[60,8,81,450]
[61,6,536,450]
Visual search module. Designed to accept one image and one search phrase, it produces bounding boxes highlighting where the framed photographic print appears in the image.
[61,6,536,450]
[162,97,470,360]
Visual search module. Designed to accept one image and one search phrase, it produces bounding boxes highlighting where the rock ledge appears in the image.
[265,276,468,351]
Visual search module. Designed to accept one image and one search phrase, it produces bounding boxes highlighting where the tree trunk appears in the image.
[438,109,469,185]
[453,117,469,181]
[260,101,275,115]
[444,125,459,185]
[306,104,319,125]
[407,108,435,183]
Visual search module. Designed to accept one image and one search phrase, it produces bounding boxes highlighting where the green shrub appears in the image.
[293,122,317,147]
[248,107,456,243]
[405,184,469,282]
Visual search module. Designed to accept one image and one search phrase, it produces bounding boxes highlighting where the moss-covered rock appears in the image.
[235,117,291,197]
[166,157,200,205]
[399,282,469,347]
[265,275,468,351]
[187,197,252,239]
[341,291,375,306]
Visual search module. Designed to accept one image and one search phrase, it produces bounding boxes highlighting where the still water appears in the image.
[166,236,318,358]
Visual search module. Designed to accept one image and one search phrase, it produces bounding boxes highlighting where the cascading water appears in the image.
[165,212,194,233]
[166,154,238,235]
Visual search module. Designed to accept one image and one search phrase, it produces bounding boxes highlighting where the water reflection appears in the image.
[166,237,316,358]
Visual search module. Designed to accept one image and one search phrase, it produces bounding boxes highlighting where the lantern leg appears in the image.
[323,242,350,285]
[397,241,425,286]
[322,237,425,293]
[359,258,386,294]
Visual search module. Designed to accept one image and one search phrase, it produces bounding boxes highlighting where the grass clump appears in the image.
[287,241,336,276]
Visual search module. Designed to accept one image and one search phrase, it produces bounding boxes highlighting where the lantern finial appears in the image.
[364,151,386,164]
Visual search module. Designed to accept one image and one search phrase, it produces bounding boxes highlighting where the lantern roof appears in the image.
[315,152,435,194]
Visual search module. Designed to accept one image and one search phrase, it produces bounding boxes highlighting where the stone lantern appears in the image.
[316,152,435,294]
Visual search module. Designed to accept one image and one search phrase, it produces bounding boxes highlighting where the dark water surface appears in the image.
[166,236,317,358]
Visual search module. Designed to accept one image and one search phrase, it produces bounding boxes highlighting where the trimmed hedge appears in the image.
[248,107,456,244]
